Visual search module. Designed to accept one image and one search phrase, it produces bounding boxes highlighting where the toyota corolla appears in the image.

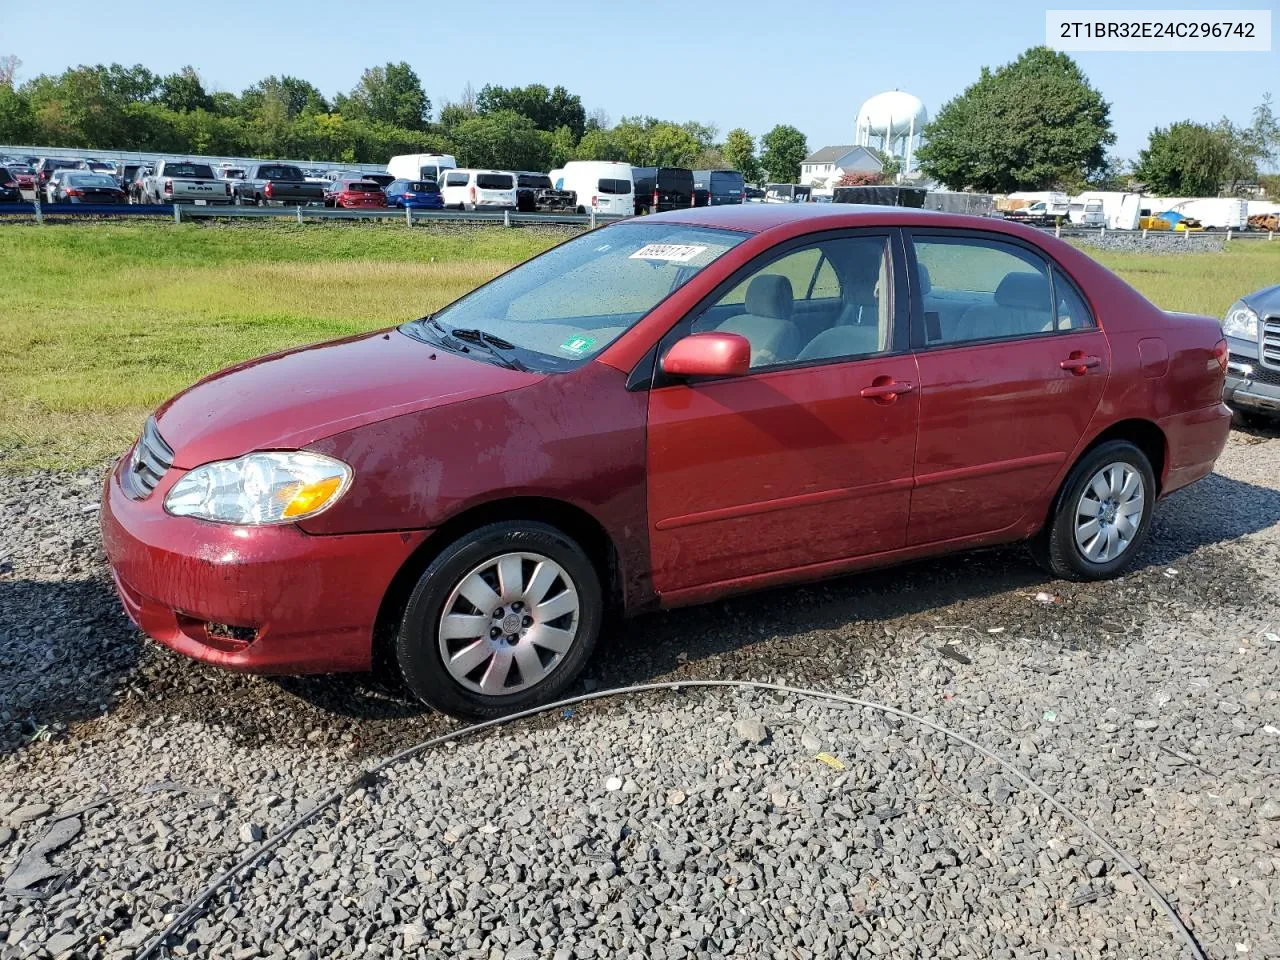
[101,205,1231,718]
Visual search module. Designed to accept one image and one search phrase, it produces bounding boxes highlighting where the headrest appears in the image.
[917,262,931,295]
[745,275,794,320]
[995,271,1049,310]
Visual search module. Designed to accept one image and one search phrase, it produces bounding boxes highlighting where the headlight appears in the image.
[164,452,352,525]
[1222,300,1259,340]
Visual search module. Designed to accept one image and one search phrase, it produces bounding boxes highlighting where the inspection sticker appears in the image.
[559,335,596,355]
[629,243,708,263]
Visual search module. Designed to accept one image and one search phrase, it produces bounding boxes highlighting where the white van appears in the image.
[555,161,634,217]
[386,153,457,184]
[439,169,518,210]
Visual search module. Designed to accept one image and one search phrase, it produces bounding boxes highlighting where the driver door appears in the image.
[645,231,919,599]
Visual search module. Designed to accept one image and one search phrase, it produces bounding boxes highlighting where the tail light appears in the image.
[1213,338,1229,374]
[264,181,273,199]
[652,189,659,207]
[65,188,83,197]
[470,185,476,203]
[591,195,597,207]
[163,179,172,195]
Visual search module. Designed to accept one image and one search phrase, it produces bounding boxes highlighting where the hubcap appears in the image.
[1074,461,1145,564]
[438,552,579,696]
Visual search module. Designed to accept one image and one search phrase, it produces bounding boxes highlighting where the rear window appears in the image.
[476,174,513,190]
[68,174,119,187]
[259,165,303,180]
[47,160,79,171]
[709,171,745,192]
[346,181,381,192]
[656,169,693,190]
[165,163,216,179]
[598,178,631,195]
[518,174,552,189]
[410,180,439,193]
[0,168,13,185]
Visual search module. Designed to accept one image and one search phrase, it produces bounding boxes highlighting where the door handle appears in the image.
[860,380,915,399]
[1060,354,1102,375]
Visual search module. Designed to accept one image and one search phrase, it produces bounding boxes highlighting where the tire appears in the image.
[396,521,603,719]
[1031,439,1156,581]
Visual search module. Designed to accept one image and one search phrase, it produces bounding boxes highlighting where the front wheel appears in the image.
[396,521,603,719]
[1031,440,1155,581]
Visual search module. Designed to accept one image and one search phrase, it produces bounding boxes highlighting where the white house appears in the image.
[800,145,883,193]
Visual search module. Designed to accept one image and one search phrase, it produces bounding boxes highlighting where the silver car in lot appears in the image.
[1223,285,1280,423]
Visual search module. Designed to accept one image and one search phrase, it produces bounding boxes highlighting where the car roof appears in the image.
[640,202,1039,238]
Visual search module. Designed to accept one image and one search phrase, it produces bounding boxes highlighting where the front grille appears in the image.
[123,418,174,500]
[1231,353,1280,387]
[1262,317,1280,371]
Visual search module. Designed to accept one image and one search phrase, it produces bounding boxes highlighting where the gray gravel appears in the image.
[1,426,1279,959]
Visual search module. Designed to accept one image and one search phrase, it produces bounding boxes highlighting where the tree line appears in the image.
[0,56,811,182]
[916,47,1278,197]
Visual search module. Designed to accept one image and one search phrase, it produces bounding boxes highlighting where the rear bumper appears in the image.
[1157,402,1232,496]
[100,463,429,674]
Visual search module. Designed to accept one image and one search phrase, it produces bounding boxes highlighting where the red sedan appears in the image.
[324,178,387,209]
[101,205,1230,717]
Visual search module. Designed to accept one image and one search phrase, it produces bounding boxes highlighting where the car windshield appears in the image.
[402,223,747,372]
[69,174,118,187]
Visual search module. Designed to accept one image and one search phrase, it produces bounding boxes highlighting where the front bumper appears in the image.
[1224,339,1280,419]
[100,461,429,674]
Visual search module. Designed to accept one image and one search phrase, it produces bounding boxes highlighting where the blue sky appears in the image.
[7,0,1276,162]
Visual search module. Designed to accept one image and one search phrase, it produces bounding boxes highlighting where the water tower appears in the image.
[855,91,927,176]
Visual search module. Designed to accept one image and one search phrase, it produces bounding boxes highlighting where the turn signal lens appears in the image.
[282,475,345,518]
[1213,338,1229,374]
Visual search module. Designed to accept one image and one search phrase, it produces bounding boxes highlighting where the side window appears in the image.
[913,236,1052,345]
[445,172,468,187]
[1053,269,1095,330]
[691,236,892,369]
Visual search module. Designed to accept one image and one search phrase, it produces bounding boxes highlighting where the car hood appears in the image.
[154,328,542,468]
[1243,283,1280,315]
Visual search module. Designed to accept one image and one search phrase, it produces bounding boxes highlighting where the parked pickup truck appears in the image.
[233,163,327,207]
[139,161,232,205]
[514,172,575,213]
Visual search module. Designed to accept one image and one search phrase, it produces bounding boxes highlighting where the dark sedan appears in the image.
[0,167,21,203]
[1223,285,1280,423]
[52,172,128,204]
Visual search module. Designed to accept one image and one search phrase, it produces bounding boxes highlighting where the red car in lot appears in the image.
[101,205,1230,718]
[324,178,387,209]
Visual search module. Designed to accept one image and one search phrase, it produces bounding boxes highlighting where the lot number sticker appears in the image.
[629,244,708,263]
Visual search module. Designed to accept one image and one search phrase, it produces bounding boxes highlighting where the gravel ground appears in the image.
[1,427,1278,959]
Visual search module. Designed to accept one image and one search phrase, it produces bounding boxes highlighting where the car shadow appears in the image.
[0,573,140,756]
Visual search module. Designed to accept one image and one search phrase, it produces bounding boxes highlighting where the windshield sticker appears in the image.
[629,243,708,263]
[559,335,597,356]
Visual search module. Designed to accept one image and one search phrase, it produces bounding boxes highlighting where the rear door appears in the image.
[905,231,1109,545]
[646,230,919,596]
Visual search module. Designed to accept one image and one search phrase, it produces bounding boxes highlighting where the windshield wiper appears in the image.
[428,321,528,371]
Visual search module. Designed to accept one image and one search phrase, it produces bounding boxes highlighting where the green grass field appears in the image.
[1,221,1276,471]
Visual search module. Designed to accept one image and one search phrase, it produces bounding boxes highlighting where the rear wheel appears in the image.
[1031,440,1155,581]
[396,521,603,719]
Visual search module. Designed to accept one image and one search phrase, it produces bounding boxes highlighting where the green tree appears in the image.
[574,127,623,161]
[722,127,760,182]
[159,66,212,113]
[1134,121,1232,196]
[476,83,585,140]
[0,85,36,142]
[759,125,808,183]
[240,76,329,119]
[916,46,1114,192]
[337,62,429,130]
[451,110,549,170]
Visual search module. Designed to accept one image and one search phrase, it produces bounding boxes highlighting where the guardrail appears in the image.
[0,201,621,228]
[1039,223,1276,242]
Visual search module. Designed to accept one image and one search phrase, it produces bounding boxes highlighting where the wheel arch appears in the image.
[372,496,623,674]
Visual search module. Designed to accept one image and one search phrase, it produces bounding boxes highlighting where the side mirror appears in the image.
[661,332,751,379]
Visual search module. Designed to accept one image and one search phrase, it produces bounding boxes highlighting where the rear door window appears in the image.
[598,178,630,195]
[445,172,470,187]
[477,173,513,190]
